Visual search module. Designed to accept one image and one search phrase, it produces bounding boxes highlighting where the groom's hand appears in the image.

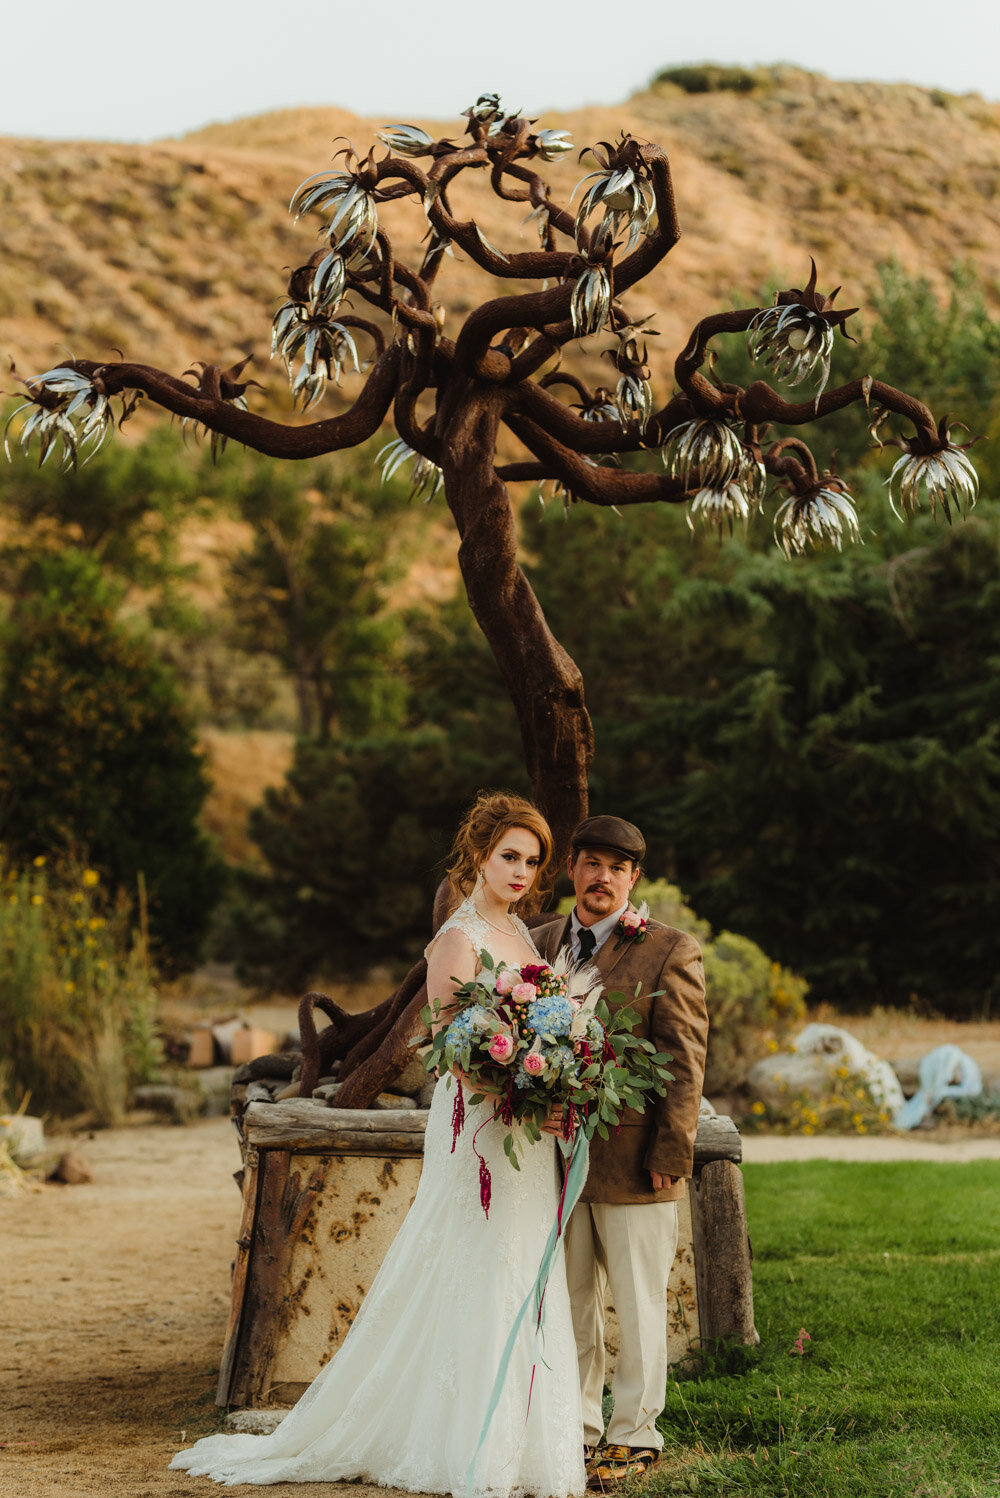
[650,1171,676,1191]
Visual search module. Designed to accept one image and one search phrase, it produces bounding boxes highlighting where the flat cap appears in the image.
[571,814,645,863]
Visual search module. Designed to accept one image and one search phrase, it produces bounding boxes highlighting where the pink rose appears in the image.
[495,969,517,995]
[511,982,537,1004]
[488,1033,515,1064]
[621,909,641,930]
[523,1051,546,1076]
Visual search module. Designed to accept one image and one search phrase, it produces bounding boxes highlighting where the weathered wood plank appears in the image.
[226,1151,330,1407]
[244,1100,428,1150]
[244,1101,740,1161]
[689,1158,757,1351]
[693,1113,742,1166]
[216,1146,260,1406]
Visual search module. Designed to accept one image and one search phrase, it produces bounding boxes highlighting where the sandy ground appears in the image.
[4,1016,1000,1498]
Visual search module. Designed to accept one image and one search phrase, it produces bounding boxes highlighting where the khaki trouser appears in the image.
[564,1200,679,1450]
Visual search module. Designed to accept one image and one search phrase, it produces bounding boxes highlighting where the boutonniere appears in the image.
[613,901,649,950]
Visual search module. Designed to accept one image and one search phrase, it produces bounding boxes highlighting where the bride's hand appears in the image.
[540,1103,574,1136]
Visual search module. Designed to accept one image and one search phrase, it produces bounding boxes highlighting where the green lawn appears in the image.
[651,1161,1000,1497]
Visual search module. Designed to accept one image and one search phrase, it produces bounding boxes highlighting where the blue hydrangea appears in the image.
[446,1004,489,1045]
[548,1044,577,1076]
[526,993,576,1039]
[586,1017,605,1046]
[514,1071,533,1090]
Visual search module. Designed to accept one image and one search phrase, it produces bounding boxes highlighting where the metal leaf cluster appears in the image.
[663,418,745,490]
[290,170,379,259]
[748,304,835,400]
[4,367,114,469]
[887,445,979,523]
[570,266,611,338]
[774,483,861,557]
[377,437,443,503]
[573,154,652,253]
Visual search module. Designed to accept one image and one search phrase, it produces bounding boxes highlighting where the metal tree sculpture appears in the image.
[6,95,979,1101]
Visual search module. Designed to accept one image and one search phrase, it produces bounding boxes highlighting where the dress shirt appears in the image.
[569,903,628,963]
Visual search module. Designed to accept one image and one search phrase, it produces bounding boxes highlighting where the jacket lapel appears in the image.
[595,913,631,991]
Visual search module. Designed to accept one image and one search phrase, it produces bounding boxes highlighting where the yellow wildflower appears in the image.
[751,1101,766,1116]
[65,980,76,994]
[82,869,100,887]
[87,916,105,932]
[32,855,46,867]
[31,894,44,906]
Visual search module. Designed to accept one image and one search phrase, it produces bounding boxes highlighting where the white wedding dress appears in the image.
[171,899,586,1497]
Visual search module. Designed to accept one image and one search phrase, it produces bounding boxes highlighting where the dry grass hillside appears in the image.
[5,67,1000,856]
[3,66,1000,410]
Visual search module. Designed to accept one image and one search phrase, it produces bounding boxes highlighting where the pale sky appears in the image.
[2,0,997,143]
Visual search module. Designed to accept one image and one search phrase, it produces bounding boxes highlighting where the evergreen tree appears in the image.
[0,553,223,967]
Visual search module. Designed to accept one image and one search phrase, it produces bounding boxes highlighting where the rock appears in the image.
[222,1409,289,1435]
[892,1059,922,1097]
[417,1080,438,1108]
[50,1150,93,1185]
[698,1096,717,1117]
[194,1066,235,1117]
[391,1056,432,1098]
[0,1114,46,1163]
[374,1092,418,1110]
[245,1081,278,1104]
[129,1084,204,1125]
[747,1023,905,1117]
[313,1083,341,1101]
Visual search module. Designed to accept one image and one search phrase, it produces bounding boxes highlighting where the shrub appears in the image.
[653,64,763,95]
[0,856,160,1122]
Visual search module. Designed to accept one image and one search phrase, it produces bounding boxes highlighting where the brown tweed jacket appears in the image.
[533,911,708,1204]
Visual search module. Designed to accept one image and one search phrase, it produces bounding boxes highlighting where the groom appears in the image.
[532,816,708,1487]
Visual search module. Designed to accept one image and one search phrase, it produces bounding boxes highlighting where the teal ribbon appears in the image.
[465,1130,591,1494]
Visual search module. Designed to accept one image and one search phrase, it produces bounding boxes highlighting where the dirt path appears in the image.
[1,1117,409,1498]
[4,1060,1000,1497]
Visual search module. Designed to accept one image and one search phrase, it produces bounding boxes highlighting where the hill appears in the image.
[3,66,1000,412]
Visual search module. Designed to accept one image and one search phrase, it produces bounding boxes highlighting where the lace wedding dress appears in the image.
[171,898,586,1496]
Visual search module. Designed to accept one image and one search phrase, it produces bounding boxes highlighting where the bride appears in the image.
[171,790,587,1496]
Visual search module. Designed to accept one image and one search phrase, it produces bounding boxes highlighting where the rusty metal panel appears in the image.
[266,1151,422,1391]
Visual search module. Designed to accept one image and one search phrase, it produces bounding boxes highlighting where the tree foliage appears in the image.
[0,552,223,967]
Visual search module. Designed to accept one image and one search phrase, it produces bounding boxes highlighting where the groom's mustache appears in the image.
[586,883,613,895]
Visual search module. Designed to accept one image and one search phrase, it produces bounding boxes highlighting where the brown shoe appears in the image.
[587,1445,660,1489]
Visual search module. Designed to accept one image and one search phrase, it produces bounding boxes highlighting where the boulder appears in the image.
[130,1084,204,1125]
[0,1113,46,1163]
[374,1093,418,1110]
[222,1410,289,1435]
[50,1150,93,1185]
[747,1023,905,1117]
[391,1056,433,1098]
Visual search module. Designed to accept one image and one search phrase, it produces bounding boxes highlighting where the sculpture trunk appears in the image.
[439,384,594,873]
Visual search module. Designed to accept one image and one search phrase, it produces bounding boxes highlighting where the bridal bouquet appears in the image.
[420,951,674,1214]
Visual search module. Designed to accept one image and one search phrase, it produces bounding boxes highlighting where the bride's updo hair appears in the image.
[446,790,553,900]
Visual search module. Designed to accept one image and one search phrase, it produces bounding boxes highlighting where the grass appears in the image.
[648,1161,1000,1496]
